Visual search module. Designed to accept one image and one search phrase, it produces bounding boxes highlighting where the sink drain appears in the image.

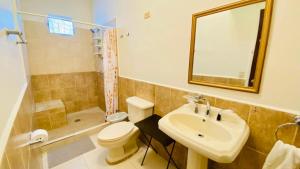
[198,133,204,137]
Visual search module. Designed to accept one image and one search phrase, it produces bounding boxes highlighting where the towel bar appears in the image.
[274,116,300,140]
[6,30,27,44]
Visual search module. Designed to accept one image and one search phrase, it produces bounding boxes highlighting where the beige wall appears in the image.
[24,20,96,75]
[0,0,31,163]
[20,0,93,23]
[93,0,300,115]
[31,72,101,113]
[0,86,36,169]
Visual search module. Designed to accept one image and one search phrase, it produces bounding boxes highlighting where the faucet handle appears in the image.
[217,110,222,121]
[183,95,197,103]
[184,94,204,102]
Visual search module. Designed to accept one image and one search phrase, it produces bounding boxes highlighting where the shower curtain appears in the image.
[103,29,118,116]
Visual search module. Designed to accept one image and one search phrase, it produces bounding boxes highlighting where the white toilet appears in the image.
[97,96,154,164]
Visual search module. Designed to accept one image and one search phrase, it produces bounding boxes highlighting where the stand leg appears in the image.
[164,143,180,169]
[141,137,152,166]
[141,132,158,153]
[166,142,177,169]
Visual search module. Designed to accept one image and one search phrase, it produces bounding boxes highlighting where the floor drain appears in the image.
[74,119,81,123]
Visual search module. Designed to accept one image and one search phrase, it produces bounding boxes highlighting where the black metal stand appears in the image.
[135,114,180,169]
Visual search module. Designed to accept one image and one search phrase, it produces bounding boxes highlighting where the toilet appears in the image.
[97,96,154,164]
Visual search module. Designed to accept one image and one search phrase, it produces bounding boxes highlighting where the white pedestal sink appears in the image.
[158,104,249,169]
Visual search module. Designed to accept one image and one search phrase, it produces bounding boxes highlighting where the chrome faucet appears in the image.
[184,94,200,113]
[184,94,211,115]
[200,97,211,117]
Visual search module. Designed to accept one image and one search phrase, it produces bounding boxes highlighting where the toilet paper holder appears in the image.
[29,129,48,145]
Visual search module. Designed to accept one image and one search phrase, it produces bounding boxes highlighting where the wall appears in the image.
[20,0,92,23]
[22,7,107,112]
[0,0,30,163]
[92,0,117,26]
[0,86,35,169]
[193,2,264,79]
[24,20,96,75]
[31,72,103,114]
[93,0,300,115]
[118,77,300,169]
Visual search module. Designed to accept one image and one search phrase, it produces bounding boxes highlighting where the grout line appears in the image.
[247,106,255,123]
[291,127,298,145]
[246,146,267,156]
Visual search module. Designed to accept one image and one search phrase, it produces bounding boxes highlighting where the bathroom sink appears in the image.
[158,104,249,169]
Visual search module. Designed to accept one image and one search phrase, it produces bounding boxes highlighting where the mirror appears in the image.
[188,0,273,93]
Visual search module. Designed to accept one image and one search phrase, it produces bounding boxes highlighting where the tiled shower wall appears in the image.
[31,71,105,113]
[118,77,300,169]
[0,86,37,169]
[97,72,106,111]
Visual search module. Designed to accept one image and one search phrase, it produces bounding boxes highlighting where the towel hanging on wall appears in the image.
[262,140,300,169]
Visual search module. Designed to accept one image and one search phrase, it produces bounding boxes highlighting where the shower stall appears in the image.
[19,11,112,143]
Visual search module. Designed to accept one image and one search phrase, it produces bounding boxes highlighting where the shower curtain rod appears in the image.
[17,11,111,29]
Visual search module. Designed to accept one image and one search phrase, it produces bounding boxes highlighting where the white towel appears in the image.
[262,140,300,169]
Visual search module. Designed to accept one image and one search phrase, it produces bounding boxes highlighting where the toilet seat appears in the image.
[98,122,134,142]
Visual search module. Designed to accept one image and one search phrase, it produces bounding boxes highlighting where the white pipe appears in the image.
[16,11,112,29]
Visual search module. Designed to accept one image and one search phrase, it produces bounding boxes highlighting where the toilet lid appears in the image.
[98,122,134,141]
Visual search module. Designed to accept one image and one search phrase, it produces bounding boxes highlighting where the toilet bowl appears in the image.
[97,96,154,164]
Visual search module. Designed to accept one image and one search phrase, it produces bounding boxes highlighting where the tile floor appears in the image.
[49,134,176,169]
[47,107,106,141]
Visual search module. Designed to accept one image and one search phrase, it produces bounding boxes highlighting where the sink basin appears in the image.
[158,104,249,169]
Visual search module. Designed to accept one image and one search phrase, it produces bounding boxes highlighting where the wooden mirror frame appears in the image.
[188,0,273,93]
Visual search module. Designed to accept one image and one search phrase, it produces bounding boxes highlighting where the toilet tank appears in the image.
[126,96,154,123]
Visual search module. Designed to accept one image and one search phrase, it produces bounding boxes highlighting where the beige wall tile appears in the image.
[64,101,77,113]
[33,114,52,130]
[247,107,297,153]
[50,89,65,100]
[89,96,99,107]
[63,87,77,102]
[215,98,250,122]
[31,75,49,90]
[32,72,102,114]
[118,77,136,112]
[76,87,89,101]
[0,154,10,169]
[85,72,97,87]
[29,149,44,169]
[33,90,51,103]
[135,80,155,102]
[74,73,87,88]
[60,74,76,88]
[97,73,106,111]
[49,110,67,129]
[3,86,35,169]
[237,147,266,169]
[48,74,62,89]
[294,129,300,147]
[154,85,172,116]
[170,89,188,110]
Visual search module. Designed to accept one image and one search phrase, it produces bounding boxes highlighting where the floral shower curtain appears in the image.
[103,29,118,116]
